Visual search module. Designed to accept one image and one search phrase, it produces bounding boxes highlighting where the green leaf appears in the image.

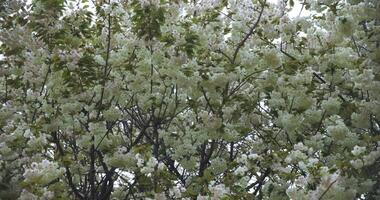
[289,0,294,7]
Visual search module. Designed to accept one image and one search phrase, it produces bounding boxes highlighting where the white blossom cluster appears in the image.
[0,0,379,199]
[23,160,65,185]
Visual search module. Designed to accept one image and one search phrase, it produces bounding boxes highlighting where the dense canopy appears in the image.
[0,0,379,199]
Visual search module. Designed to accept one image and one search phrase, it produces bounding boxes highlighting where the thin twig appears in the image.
[232,2,265,64]
[318,179,338,200]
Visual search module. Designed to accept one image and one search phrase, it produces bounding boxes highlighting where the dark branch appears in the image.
[232,2,265,64]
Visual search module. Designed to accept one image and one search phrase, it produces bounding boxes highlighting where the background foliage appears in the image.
[0,0,379,199]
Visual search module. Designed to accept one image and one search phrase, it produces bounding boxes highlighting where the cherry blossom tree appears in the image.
[0,0,379,199]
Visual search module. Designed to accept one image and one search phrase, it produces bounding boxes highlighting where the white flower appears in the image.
[42,188,55,199]
[248,153,259,160]
[350,159,364,169]
[237,154,248,164]
[321,98,341,114]
[19,189,38,200]
[326,122,349,141]
[169,187,182,198]
[263,48,281,67]
[94,55,106,66]
[210,158,227,174]
[158,162,166,170]
[23,129,33,138]
[336,15,354,36]
[351,145,366,156]
[294,143,308,151]
[141,157,158,174]
[23,160,65,185]
[304,109,323,125]
[197,195,209,200]
[298,161,307,170]
[351,112,370,128]
[103,107,121,121]
[89,122,107,136]
[235,176,250,188]
[135,154,144,168]
[268,91,286,108]
[295,176,308,186]
[154,192,166,200]
[285,150,307,164]
[286,184,308,200]
[147,157,158,168]
[209,184,230,199]
[308,158,319,166]
[234,166,248,176]
[61,102,80,114]
[278,112,300,133]
[363,150,380,166]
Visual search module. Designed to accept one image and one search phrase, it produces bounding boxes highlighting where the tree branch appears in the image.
[52,132,85,200]
[232,2,265,64]
[318,179,338,200]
